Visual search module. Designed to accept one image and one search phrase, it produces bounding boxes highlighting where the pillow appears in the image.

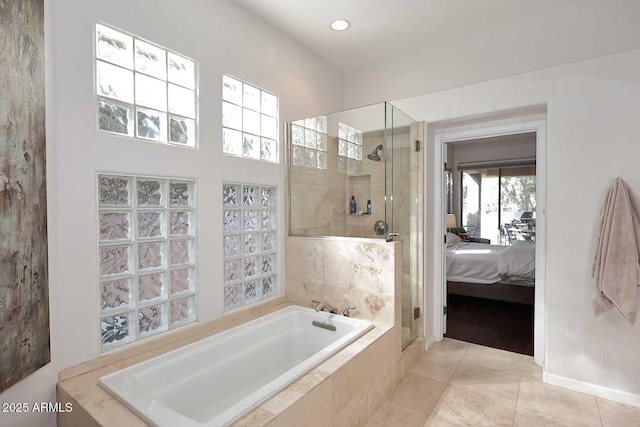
[446,232,461,246]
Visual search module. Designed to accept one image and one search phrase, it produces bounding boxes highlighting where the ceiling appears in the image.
[233,0,570,71]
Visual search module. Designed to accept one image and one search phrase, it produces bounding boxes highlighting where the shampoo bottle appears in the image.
[350,196,356,214]
[367,200,371,214]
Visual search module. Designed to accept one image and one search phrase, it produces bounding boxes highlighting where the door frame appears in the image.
[430,113,547,366]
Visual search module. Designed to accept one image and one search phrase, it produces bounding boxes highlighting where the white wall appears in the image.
[390,48,640,402]
[344,0,640,108]
[0,1,343,426]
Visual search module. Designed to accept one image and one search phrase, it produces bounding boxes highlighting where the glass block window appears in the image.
[222,75,279,162]
[95,23,197,147]
[223,183,278,311]
[291,116,328,169]
[338,122,363,175]
[98,174,196,350]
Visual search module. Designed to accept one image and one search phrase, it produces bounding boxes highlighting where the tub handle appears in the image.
[343,306,356,317]
[386,232,403,242]
[312,320,336,331]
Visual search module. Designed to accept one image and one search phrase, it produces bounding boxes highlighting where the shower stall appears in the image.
[286,102,422,348]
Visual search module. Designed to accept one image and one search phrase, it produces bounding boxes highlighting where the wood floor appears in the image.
[444,294,534,356]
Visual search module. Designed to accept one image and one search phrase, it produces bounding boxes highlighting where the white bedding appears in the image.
[497,241,536,281]
[446,242,505,284]
[446,240,535,285]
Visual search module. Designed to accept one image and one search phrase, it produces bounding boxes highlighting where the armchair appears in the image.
[450,226,491,244]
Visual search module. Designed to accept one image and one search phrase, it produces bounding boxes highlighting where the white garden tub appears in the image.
[99,305,374,426]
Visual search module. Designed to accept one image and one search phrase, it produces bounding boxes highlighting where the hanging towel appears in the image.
[592,177,640,323]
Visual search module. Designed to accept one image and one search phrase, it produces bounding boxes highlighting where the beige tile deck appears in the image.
[424,416,460,427]
[448,362,521,405]
[365,338,638,427]
[432,385,516,426]
[409,352,460,383]
[596,397,640,427]
[424,338,471,361]
[517,380,600,427]
[366,401,429,427]
[389,373,447,415]
[460,344,527,372]
[513,406,585,427]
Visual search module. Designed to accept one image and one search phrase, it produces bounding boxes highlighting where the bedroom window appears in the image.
[461,166,536,245]
[222,75,279,162]
[95,23,197,147]
[98,174,197,350]
[222,183,278,311]
[291,116,328,169]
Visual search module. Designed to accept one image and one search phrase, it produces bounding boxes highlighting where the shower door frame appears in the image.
[430,113,547,366]
[384,114,423,349]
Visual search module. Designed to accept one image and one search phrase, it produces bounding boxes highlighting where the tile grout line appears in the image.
[410,346,465,426]
[594,397,605,427]
[516,377,605,427]
[393,372,452,423]
[436,342,611,426]
[452,342,528,426]
[449,352,464,383]
[512,361,525,426]
[431,342,533,425]
[424,349,466,426]
[373,349,449,427]
[384,397,436,423]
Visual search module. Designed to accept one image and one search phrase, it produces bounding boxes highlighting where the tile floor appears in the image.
[366,338,640,427]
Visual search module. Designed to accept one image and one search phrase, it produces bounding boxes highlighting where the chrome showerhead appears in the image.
[367,144,384,161]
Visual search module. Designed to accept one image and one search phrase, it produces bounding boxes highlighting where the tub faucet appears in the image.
[343,306,356,317]
[312,300,337,314]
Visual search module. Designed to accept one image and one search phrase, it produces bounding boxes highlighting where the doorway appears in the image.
[445,134,537,355]
[430,112,546,365]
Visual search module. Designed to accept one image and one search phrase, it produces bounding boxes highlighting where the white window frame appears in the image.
[94,22,198,147]
[221,75,279,162]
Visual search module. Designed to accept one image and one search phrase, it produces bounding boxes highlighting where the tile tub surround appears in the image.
[57,301,400,427]
[399,336,425,381]
[98,306,374,426]
[285,236,402,327]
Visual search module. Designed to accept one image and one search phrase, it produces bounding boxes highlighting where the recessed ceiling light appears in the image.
[330,19,351,31]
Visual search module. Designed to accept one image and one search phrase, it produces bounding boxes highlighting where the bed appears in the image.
[446,234,535,305]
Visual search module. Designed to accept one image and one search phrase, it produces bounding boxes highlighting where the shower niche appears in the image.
[347,174,373,237]
[347,175,371,216]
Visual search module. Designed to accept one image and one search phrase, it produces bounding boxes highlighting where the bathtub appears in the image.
[98,305,374,426]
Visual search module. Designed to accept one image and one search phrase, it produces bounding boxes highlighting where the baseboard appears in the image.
[543,372,640,408]
[424,334,436,351]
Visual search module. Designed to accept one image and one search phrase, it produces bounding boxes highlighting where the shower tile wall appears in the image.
[285,236,401,326]
[346,137,386,238]
[290,135,388,238]
[289,134,345,236]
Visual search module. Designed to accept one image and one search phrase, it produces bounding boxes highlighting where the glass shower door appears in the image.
[287,101,422,350]
[385,103,421,348]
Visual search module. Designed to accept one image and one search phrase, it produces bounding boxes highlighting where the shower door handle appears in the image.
[386,232,403,242]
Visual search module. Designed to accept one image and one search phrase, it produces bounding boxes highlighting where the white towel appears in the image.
[592,177,640,323]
